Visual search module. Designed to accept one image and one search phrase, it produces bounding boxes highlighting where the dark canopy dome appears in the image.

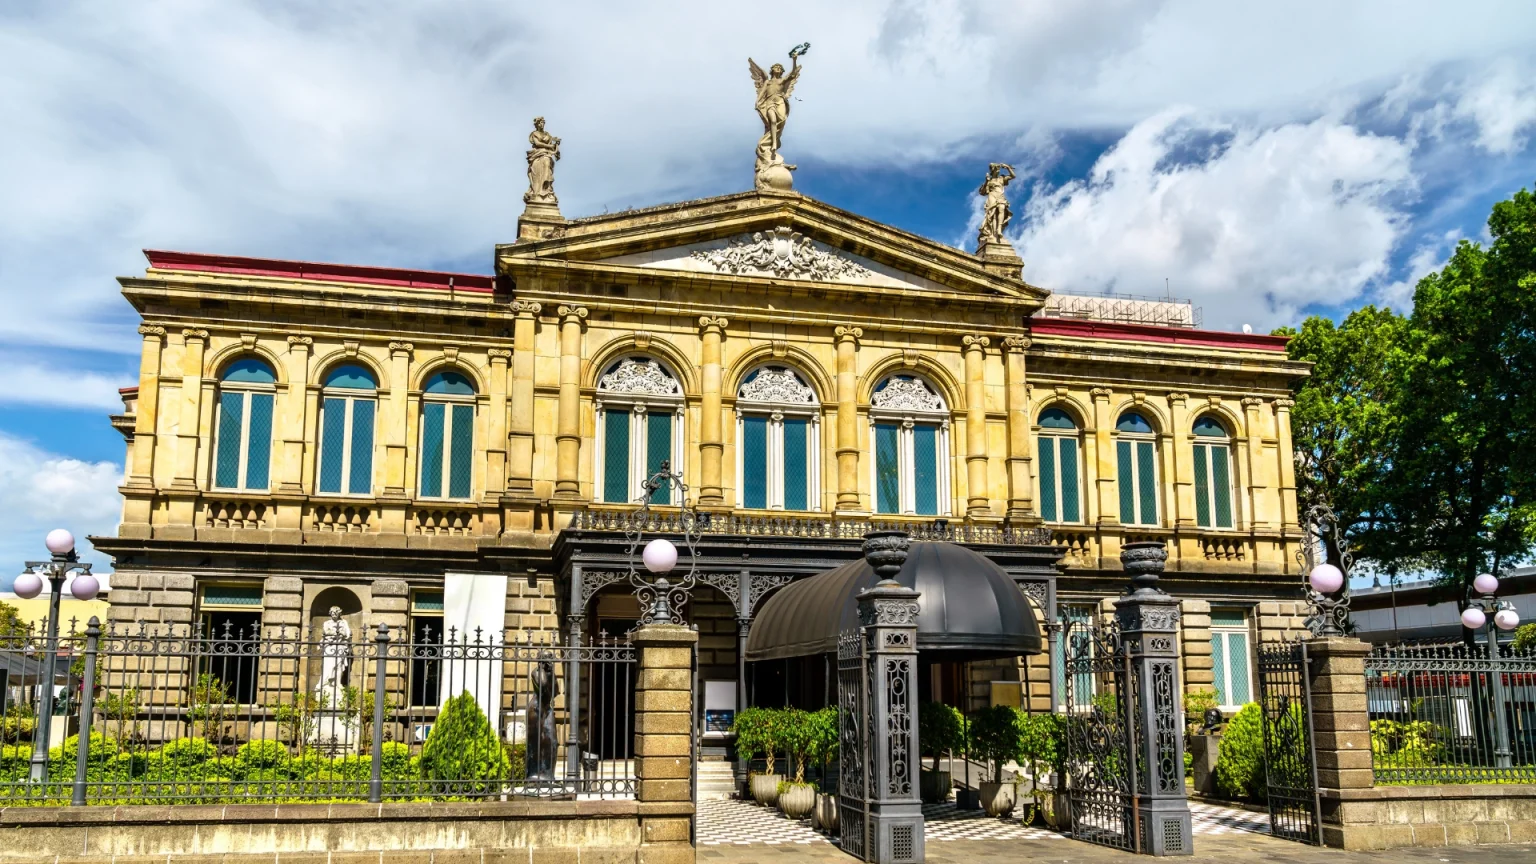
[745,541,1042,662]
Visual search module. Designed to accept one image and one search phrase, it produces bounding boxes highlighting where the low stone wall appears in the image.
[1322,784,1536,849]
[0,799,691,863]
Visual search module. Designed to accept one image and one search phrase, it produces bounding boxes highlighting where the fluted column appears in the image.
[962,334,991,517]
[128,325,166,486]
[1167,392,1193,528]
[555,305,588,498]
[834,325,863,512]
[486,348,511,495]
[1091,387,1116,525]
[1275,398,1298,539]
[277,336,312,493]
[698,316,729,506]
[1242,396,1271,530]
[1002,335,1033,519]
[508,300,541,493]
[172,329,209,489]
[383,342,413,496]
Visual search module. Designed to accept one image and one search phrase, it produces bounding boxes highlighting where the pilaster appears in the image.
[961,334,991,517]
[486,348,511,496]
[380,342,413,535]
[834,325,864,513]
[121,325,166,537]
[698,316,728,507]
[277,336,312,495]
[1275,398,1298,541]
[1167,392,1194,530]
[1002,335,1034,519]
[632,623,698,864]
[1242,396,1272,530]
[508,301,541,493]
[555,305,588,499]
[1091,387,1117,527]
[171,329,209,491]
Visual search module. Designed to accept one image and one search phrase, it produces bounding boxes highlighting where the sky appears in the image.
[1,0,1534,582]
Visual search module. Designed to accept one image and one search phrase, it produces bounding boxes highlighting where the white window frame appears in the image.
[734,366,822,511]
[212,381,275,491]
[317,387,376,497]
[594,396,686,505]
[1037,429,1083,525]
[418,390,476,501]
[1116,427,1160,526]
[868,411,952,517]
[1211,611,1254,710]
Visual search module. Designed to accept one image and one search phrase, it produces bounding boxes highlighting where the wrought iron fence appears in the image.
[0,616,635,805]
[1365,643,1536,784]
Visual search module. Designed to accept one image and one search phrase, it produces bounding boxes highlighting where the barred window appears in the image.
[420,370,476,499]
[317,364,377,496]
[213,358,276,491]
[1036,408,1082,524]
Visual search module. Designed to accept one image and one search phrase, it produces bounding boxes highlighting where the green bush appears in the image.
[236,740,289,771]
[807,706,839,769]
[1214,703,1264,800]
[288,751,332,779]
[159,737,218,768]
[419,691,510,797]
[501,741,527,780]
[967,706,1023,783]
[380,741,413,775]
[1183,688,1218,736]
[1511,622,1536,653]
[919,703,964,770]
[1370,718,1443,769]
[731,706,783,776]
[57,732,120,763]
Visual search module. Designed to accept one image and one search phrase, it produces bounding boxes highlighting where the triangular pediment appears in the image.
[497,191,1045,302]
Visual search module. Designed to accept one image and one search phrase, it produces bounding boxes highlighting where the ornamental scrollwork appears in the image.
[689,227,874,282]
[871,376,945,412]
[738,366,816,405]
[511,299,542,316]
[138,324,167,338]
[598,357,683,397]
[697,572,741,607]
[864,599,920,627]
[1002,335,1031,352]
[747,572,796,615]
[578,570,631,610]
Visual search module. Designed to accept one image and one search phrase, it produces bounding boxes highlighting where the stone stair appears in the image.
[696,759,738,800]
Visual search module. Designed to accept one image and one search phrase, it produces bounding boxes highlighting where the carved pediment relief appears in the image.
[597,358,682,397]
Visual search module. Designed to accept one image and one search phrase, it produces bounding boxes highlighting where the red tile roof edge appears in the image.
[142,250,495,293]
[1029,316,1290,352]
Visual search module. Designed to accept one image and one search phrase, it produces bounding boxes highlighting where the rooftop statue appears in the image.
[524,116,561,208]
[976,162,1016,250]
[749,43,809,191]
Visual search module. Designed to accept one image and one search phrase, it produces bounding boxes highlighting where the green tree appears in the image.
[0,601,27,641]
[419,691,509,797]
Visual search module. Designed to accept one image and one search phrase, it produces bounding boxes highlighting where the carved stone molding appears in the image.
[138,324,166,338]
[1090,387,1113,399]
[861,598,920,627]
[698,316,730,334]
[1002,335,1031,352]
[770,340,789,358]
[835,325,863,345]
[597,357,682,397]
[389,341,414,357]
[286,336,313,349]
[633,331,652,351]
[872,376,945,412]
[181,328,209,344]
[689,227,873,282]
[1275,398,1296,409]
[1166,391,1188,404]
[739,366,816,404]
[511,299,543,317]
[558,305,589,324]
[1242,397,1265,408]
[487,348,512,362]
[343,341,360,358]
[239,333,258,350]
[962,334,991,352]
[901,349,920,368]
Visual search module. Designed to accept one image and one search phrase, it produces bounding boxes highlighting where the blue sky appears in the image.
[2,0,1534,581]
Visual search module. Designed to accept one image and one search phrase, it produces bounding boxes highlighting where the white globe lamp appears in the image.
[1494,608,1520,631]
[1473,572,1500,595]
[1461,606,1487,630]
[70,573,100,602]
[44,529,75,556]
[12,570,43,600]
[642,538,678,574]
[1308,563,1344,595]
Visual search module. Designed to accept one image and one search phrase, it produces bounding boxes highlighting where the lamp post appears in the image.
[1297,504,1352,637]
[1461,571,1520,769]
[13,529,100,783]
[624,460,704,624]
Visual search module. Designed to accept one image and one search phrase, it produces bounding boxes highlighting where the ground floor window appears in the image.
[1211,609,1253,709]
[408,590,444,708]
[1055,604,1097,709]
[195,583,265,706]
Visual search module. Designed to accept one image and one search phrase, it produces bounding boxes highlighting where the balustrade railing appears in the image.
[568,508,1057,546]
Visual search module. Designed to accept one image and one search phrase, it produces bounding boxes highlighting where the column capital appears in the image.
[286,335,313,349]
[1167,391,1188,404]
[1274,397,1295,409]
[487,348,512,363]
[558,304,589,324]
[511,299,543,318]
[1002,334,1032,352]
[388,341,414,357]
[834,325,863,345]
[962,334,991,351]
[138,324,167,339]
[698,315,729,334]
[181,328,209,345]
[1241,396,1265,409]
[1090,386,1113,400]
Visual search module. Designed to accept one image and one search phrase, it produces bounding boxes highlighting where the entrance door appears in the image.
[1256,641,1321,844]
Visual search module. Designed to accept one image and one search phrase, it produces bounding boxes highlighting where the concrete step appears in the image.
[695,761,738,800]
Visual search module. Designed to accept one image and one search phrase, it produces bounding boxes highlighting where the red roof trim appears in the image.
[118,386,139,395]
[1028,316,1290,351]
[143,250,495,293]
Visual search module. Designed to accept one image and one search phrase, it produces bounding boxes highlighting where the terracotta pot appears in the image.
[750,773,783,806]
[979,781,1017,817]
[814,792,840,831]
[919,769,952,803]
[778,782,816,819]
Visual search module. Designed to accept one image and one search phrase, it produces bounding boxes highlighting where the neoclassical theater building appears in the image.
[97,152,1310,736]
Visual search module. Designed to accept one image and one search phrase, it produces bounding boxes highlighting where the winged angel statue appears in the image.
[749,43,808,190]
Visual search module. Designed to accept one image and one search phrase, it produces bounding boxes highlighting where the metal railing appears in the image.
[1,617,635,805]
[1365,643,1536,784]
[569,508,1056,546]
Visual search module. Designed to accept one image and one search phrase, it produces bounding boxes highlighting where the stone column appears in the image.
[172,329,210,489]
[1307,637,1373,849]
[508,300,541,493]
[1275,398,1298,539]
[962,335,991,517]
[1167,392,1194,529]
[1091,387,1116,525]
[555,305,588,499]
[383,342,413,496]
[1242,397,1271,530]
[698,316,729,507]
[276,336,313,493]
[485,348,511,494]
[1114,541,1193,857]
[834,326,863,512]
[1002,336,1034,519]
[633,622,698,864]
[121,325,166,538]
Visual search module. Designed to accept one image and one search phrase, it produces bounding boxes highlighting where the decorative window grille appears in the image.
[1037,407,1082,523]
[317,364,377,496]
[1210,609,1253,708]
[1192,415,1235,529]
[594,357,685,504]
[869,375,950,516]
[736,365,820,511]
[419,370,476,500]
[213,358,276,491]
[1115,411,1159,526]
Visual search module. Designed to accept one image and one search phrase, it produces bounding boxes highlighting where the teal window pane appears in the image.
[349,399,375,495]
[1210,610,1247,627]
[421,403,445,498]
[448,404,473,498]
[324,364,376,390]
[783,417,808,511]
[318,397,346,493]
[1061,607,1095,703]
[603,409,631,503]
[1226,632,1251,704]
[425,371,475,396]
[1037,437,1058,522]
[202,585,263,607]
[875,423,899,514]
[1193,443,1211,528]
[1060,437,1080,523]
[646,412,672,504]
[913,425,938,515]
[1212,630,1228,706]
[245,393,273,490]
[221,358,275,384]
[742,415,768,509]
[215,392,244,489]
[1116,440,1134,523]
[1136,440,1156,525]
[1212,445,1233,528]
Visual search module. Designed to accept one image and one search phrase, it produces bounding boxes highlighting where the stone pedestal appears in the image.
[633,623,698,864]
[1189,735,1219,797]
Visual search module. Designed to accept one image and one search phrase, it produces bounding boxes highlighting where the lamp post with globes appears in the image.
[1298,504,1353,637]
[623,461,704,625]
[1460,571,1520,769]
[13,529,100,783]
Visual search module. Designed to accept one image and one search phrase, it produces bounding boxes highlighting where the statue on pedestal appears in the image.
[524,117,561,207]
[749,43,809,191]
[976,163,1017,249]
[316,606,352,707]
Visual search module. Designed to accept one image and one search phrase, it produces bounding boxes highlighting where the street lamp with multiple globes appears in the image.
[13,529,100,782]
[623,461,705,625]
[1298,504,1353,637]
[1462,571,1521,768]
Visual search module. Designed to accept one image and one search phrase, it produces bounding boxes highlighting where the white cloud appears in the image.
[1451,59,1536,155]
[0,432,121,584]
[0,360,130,411]
[1012,109,1416,330]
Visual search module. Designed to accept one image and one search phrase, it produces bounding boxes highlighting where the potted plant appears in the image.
[732,707,783,806]
[776,708,817,820]
[808,706,840,831]
[968,705,1023,817]
[1016,712,1061,826]
[918,702,962,803]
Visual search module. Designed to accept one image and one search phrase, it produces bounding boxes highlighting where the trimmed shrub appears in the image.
[236,740,289,771]
[420,691,510,797]
[967,706,1024,783]
[159,737,218,768]
[919,703,964,770]
[1214,703,1264,800]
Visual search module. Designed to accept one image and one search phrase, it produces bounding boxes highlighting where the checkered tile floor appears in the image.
[696,797,1270,846]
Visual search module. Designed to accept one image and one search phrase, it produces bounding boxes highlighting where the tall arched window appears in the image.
[1115,411,1159,526]
[419,370,476,499]
[595,357,684,504]
[869,374,950,516]
[1036,408,1082,524]
[1193,415,1236,529]
[317,364,377,496]
[736,365,820,511]
[213,358,276,491]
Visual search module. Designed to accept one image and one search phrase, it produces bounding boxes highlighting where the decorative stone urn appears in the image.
[979,780,1017,817]
[1120,541,1170,595]
[861,530,910,582]
[750,772,783,806]
[814,792,840,831]
[920,768,952,803]
[778,782,816,820]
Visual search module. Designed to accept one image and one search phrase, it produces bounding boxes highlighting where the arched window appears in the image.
[420,370,476,499]
[595,357,684,504]
[736,365,820,511]
[1036,408,1082,524]
[317,364,377,496]
[1193,415,1235,529]
[213,358,276,491]
[1115,411,1159,526]
[869,374,950,516]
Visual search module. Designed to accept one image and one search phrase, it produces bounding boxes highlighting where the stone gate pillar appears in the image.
[858,531,924,864]
[1115,541,1193,856]
[634,622,698,864]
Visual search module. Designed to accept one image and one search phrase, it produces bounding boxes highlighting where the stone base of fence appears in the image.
[1320,784,1536,849]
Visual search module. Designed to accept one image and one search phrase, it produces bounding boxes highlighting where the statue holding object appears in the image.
[749,43,809,191]
[976,162,1017,249]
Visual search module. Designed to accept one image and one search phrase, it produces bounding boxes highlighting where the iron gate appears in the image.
[1063,618,1142,852]
[837,628,871,860]
[1255,640,1321,844]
